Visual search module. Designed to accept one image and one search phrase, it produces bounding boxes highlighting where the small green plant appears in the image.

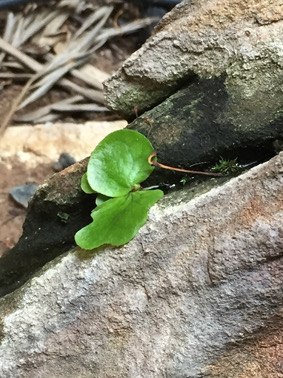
[57,211,70,223]
[75,129,222,250]
[180,176,188,185]
[75,129,164,250]
[212,157,240,175]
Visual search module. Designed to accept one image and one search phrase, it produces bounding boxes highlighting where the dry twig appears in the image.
[0,1,157,132]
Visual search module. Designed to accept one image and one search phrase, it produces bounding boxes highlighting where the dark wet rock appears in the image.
[0,153,282,377]
[128,75,283,172]
[0,158,93,297]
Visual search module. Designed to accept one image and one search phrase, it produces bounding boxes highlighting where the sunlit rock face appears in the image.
[105,0,283,119]
[0,153,282,377]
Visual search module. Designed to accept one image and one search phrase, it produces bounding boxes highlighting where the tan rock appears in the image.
[0,120,127,161]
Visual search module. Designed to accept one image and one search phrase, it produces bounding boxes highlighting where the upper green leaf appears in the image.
[75,190,163,249]
[87,130,155,197]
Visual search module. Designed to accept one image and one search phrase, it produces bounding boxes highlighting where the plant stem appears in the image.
[148,152,222,177]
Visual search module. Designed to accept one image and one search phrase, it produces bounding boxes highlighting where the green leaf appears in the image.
[87,130,155,197]
[95,193,110,206]
[75,190,163,249]
[81,173,96,194]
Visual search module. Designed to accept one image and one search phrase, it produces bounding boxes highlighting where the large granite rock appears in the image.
[105,0,283,118]
[104,0,283,173]
[0,152,282,377]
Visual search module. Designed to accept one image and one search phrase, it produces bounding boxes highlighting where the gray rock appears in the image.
[105,0,283,197]
[0,152,282,377]
[10,183,38,208]
[104,0,283,118]
[53,152,76,172]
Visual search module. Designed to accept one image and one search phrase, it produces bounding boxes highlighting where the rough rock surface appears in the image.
[0,158,92,297]
[128,75,282,170]
[104,0,283,118]
[0,152,282,377]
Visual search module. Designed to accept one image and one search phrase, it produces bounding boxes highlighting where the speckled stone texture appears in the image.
[104,0,283,118]
[0,152,282,377]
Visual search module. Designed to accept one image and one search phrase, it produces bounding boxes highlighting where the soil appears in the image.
[0,156,55,256]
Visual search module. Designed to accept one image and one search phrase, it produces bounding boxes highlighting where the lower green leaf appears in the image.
[75,190,163,249]
[95,193,110,206]
[81,173,96,194]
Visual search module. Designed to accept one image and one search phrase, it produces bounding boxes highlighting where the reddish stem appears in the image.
[142,117,153,136]
[134,105,139,118]
[148,152,222,177]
